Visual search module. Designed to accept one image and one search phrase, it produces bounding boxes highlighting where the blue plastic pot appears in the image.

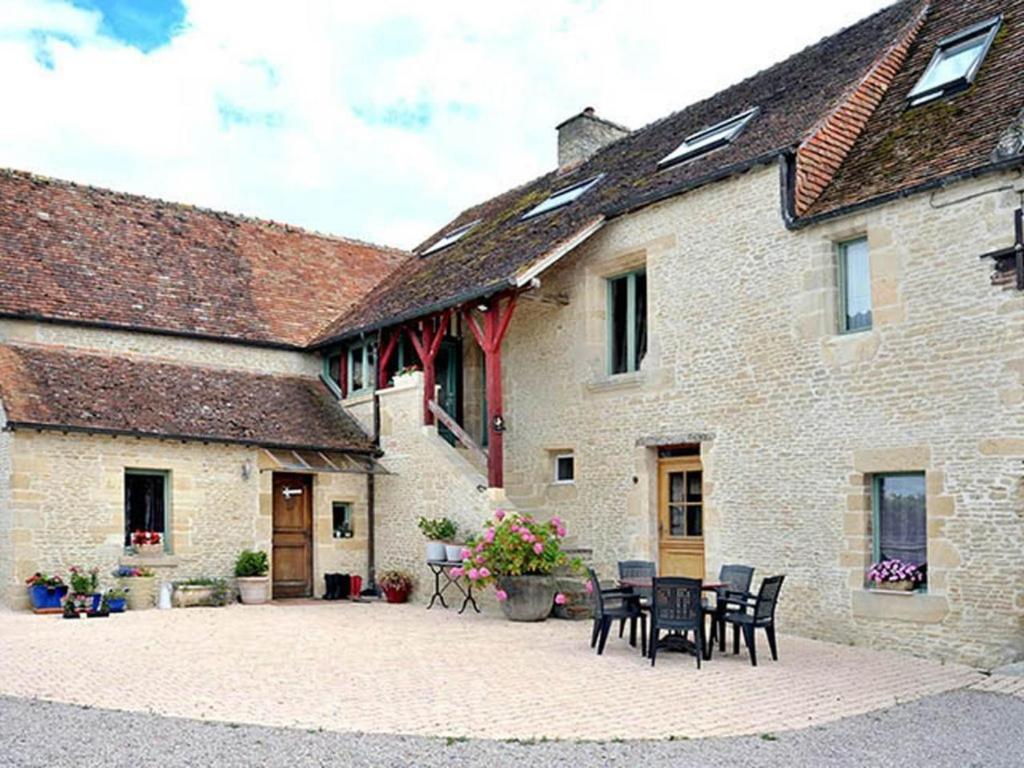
[28,584,68,610]
[108,598,127,613]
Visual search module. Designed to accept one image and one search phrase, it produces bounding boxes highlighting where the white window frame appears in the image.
[658,107,759,168]
[521,175,603,220]
[420,219,480,257]
[837,237,872,334]
[553,453,575,485]
[907,15,1001,106]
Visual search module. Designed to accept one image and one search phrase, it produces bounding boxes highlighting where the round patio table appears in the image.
[617,579,729,661]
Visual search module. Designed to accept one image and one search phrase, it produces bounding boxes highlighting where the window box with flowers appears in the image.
[25,572,68,613]
[132,530,164,557]
[867,559,927,593]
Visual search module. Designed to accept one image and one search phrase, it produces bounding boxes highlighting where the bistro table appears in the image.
[426,560,480,614]
[618,578,728,660]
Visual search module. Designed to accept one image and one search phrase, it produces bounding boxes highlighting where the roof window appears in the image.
[658,107,758,168]
[907,15,1001,106]
[521,175,603,220]
[419,219,479,256]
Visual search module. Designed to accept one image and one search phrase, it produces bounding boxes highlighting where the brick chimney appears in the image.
[556,107,629,170]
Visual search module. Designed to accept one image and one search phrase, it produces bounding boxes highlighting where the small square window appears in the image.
[837,237,871,333]
[332,502,354,539]
[553,453,575,484]
[907,16,1001,106]
[124,470,169,550]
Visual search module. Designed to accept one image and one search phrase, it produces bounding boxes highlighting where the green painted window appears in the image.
[124,469,170,551]
[326,352,341,386]
[872,473,927,576]
[332,502,354,539]
[838,237,871,333]
[347,338,377,394]
[608,269,647,374]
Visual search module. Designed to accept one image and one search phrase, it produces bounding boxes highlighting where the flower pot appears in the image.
[445,544,464,563]
[120,576,156,610]
[107,598,127,613]
[134,543,164,557]
[237,576,269,605]
[426,541,447,562]
[28,584,68,611]
[875,580,915,592]
[382,585,409,604]
[173,584,216,608]
[497,575,556,622]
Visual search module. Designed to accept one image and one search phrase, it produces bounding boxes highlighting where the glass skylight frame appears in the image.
[658,107,759,168]
[906,15,1001,107]
[520,174,604,220]
[419,219,480,256]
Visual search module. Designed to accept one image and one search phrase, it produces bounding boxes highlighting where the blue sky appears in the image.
[0,0,891,248]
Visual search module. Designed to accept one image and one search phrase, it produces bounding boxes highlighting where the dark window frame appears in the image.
[907,15,1001,106]
[607,268,648,375]
[124,469,170,551]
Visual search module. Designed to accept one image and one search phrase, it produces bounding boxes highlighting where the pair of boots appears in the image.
[323,573,351,600]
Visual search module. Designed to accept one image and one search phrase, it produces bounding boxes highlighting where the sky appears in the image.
[0,0,892,249]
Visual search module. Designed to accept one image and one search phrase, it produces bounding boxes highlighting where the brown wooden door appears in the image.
[272,473,313,598]
[658,457,705,578]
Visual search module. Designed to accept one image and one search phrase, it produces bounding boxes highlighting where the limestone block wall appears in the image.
[0,402,12,605]
[500,165,1024,667]
[0,319,320,376]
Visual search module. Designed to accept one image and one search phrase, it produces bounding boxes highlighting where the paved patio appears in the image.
[0,602,997,741]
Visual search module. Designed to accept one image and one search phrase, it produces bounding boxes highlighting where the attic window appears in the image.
[420,220,479,256]
[907,15,1001,106]
[658,107,758,167]
[521,175,603,220]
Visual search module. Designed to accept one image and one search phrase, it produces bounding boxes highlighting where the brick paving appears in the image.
[0,603,988,741]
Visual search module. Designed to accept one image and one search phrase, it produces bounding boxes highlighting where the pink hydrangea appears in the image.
[533,542,544,555]
[585,580,594,594]
[521,533,531,542]
[551,516,562,527]
[475,555,485,565]
[451,567,464,578]
[494,510,506,521]
[468,568,479,581]
[495,589,508,602]
[556,526,567,538]
[484,528,495,543]
[479,567,491,578]
[475,542,484,553]
[554,593,567,605]
[460,548,472,560]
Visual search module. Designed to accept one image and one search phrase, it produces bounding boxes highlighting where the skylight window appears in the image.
[907,15,1001,106]
[521,175,603,220]
[658,107,759,168]
[419,220,479,256]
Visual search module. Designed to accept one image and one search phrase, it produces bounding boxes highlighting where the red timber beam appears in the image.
[463,292,518,489]
[405,308,453,425]
[376,327,401,388]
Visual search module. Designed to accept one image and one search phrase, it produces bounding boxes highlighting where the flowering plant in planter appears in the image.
[377,569,414,603]
[131,530,161,546]
[25,572,64,589]
[25,571,68,611]
[867,559,926,590]
[68,566,99,595]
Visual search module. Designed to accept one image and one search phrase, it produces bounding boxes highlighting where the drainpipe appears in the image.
[364,329,383,596]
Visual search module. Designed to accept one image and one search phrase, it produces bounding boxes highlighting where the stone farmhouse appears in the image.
[2,0,1023,667]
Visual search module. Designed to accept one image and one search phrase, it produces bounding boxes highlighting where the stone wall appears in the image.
[0,402,12,606]
[498,165,1024,667]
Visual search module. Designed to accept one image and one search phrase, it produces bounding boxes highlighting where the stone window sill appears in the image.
[585,370,646,394]
[120,554,180,569]
[851,588,947,624]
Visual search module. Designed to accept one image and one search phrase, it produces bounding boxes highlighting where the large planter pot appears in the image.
[445,544,464,563]
[120,576,156,611]
[237,576,269,605]
[28,584,68,611]
[134,543,164,557]
[497,575,557,622]
[382,585,409,604]
[173,584,218,608]
[425,541,447,562]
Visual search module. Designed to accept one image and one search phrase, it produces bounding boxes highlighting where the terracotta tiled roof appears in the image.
[314,0,928,344]
[0,344,373,453]
[805,0,1024,219]
[0,169,409,348]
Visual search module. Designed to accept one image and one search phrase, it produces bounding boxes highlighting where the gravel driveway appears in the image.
[2,690,1023,768]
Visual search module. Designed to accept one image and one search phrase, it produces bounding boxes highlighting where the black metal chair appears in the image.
[723,574,785,667]
[617,560,655,638]
[649,577,704,669]
[588,568,646,656]
[710,564,755,652]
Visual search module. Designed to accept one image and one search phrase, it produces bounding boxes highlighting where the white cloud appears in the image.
[0,0,891,248]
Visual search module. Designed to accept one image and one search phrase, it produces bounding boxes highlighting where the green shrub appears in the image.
[234,549,269,577]
[416,517,458,542]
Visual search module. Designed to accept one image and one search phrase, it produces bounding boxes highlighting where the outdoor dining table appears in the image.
[617,578,729,660]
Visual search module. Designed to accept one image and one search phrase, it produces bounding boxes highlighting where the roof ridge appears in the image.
[0,167,410,257]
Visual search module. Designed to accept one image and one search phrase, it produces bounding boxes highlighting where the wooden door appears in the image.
[272,473,313,598]
[658,457,705,578]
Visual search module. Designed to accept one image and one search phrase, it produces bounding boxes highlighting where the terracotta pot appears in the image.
[497,575,556,622]
[237,576,269,605]
[382,585,409,604]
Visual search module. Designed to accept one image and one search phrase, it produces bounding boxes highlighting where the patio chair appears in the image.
[588,568,646,657]
[709,564,754,652]
[617,560,655,638]
[723,574,785,667]
[649,577,704,669]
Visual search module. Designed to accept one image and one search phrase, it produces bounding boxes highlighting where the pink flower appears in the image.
[475,555,485,565]
[484,528,495,543]
[495,589,508,602]
[460,548,471,560]
[551,516,562,527]
[475,542,485,553]
[451,567,464,578]
[521,533,531,542]
[556,526,567,538]
[585,580,594,594]
[468,568,479,581]
[494,510,506,521]
[479,567,490,578]
[510,524,520,533]
[533,542,544,555]
[554,593,567,605]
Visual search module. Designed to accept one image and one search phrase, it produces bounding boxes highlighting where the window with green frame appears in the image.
[325,352,342,387]
[837,237,871,333]
[347,338,377,394]
[607,269,647,375]
[872,472,927,582]
[124,469,170,550]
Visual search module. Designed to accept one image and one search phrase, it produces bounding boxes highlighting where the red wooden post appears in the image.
[339,349,348,399]
[377,328,400,388]
[464,293,517,488]
[405,308,452,425]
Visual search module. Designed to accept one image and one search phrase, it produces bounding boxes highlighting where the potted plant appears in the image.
[114,565,156,611]
[105,587,128,613]
[88,593,111,618]
[234,549,270,605]
[867,559,926,592]
[378,569,414,603]
[172,578,229,607]
[131,530,163,557]
[417,517,458,562]
[25,571,68,612]
[68,566,101,613]
[62,599,80,620]
[456,510,580,622]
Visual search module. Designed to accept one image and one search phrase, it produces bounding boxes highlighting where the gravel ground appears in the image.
[1,690,1022,767]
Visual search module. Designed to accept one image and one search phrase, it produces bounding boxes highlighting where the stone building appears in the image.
[2,0,1023,667]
